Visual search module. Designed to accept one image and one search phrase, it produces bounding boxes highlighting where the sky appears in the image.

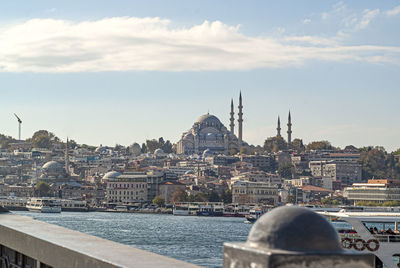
[0,1,399,151]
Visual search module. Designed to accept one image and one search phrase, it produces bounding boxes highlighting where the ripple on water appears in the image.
[13,211,252,268]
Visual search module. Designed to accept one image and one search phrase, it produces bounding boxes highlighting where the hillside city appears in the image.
[1,112,399,212]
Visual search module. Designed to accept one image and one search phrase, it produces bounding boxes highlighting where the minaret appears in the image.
[230,99,235,134]
[277,116,281,137]
[65,137,70,176]
[287,111,292,145]
[238,92,243,148]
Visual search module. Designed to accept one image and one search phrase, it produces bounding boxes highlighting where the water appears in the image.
[13,211,252,267]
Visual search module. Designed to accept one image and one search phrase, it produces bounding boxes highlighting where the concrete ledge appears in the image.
[0,213,199,268]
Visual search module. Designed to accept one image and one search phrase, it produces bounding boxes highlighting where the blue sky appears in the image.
[0,1,399,151]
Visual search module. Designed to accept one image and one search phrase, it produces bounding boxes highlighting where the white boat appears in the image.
[26,198,61,213]
[319,211,400,268]
[61,199,88,212]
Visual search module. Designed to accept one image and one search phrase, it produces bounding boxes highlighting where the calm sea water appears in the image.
[13,211,252,267]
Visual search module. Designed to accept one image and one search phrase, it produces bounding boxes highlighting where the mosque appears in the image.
[176,93,293,155]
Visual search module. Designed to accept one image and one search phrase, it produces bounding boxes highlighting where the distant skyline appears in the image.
[0,1,399,151]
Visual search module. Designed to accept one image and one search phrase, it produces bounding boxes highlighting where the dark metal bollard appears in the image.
[223,206,375,268]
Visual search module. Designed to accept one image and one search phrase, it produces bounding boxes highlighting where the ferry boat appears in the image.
[0,197,28,211]
[196,202,224,216]
[61,199,88,212]
[223,204,250,217]
[319,211,400,268]
[26,198,61,213]
[173,202,224,216]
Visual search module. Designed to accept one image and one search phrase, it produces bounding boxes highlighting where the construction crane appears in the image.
[14,113,22,141]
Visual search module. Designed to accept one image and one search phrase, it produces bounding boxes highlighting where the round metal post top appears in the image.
[246,206,342,253]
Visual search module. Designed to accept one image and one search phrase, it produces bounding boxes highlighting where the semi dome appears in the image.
[154,148,165,155]
[103,171,121,180]
[42,161,63,170]
[196,114,221,124]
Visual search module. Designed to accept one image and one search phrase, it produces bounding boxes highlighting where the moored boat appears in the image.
[26,198,61,213]
[319,211,400,268]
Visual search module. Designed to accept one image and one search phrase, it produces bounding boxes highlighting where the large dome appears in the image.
[103,171,121,180]
[196,114,221,124]
[42,161,63,170]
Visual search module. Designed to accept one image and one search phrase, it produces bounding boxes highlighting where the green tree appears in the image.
[278,163,294,179]
[240,146,248,155]
[152,196,165,207]
[306,141,333,151]
[30,130,59,149]
[286,195,296,204]
[221,189,232,203]
[162,140,173,153]
[264,136,287,153]
[229,147,238,155]
[141,143,147,153]
[207,191,220,202]
[36,181,51,197]
[291,138,305,152]
[170,188,188,204]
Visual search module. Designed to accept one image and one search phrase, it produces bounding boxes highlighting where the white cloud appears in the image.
[0,17,398,72]
[355,9,380,30]
[302,18,311,24]
[386,5,400,16]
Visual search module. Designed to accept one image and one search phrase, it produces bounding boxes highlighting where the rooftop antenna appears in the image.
[14,113,22,141]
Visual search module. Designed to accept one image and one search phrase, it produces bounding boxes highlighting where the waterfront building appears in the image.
[231,181,278,205]
[344,179,400,205]
[105,172,148,205]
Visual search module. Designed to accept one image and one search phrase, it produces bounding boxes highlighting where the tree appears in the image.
[141,143,147,153]
[240,146,248,155]
[0,134,16,149]
[146,139,159,153]
[162,140,173,153]
[30,130,59,149]
[278,163,294,179]
[207,191,220,202]
[170,188,188,204]
[229,147,238,155]
[220,189,232,203]
[306,141,333,151]
[152,196,165,207]
[291,138,305,152]
[264,136,287,153]
[286,195,296,204]
[36,181,51,197]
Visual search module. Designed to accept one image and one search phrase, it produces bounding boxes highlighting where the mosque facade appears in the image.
[177,93,244,155]
[176,92,294,155]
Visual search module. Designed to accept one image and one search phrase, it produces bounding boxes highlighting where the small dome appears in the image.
[185,170,194,175]
[246,206,342,253]
[103,171,121,180]
[154,148,164,155]
[42,161,63,170]
[95,146,107,153]
[202,149,213,158]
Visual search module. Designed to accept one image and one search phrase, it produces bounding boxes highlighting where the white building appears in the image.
[232,181,278,205]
